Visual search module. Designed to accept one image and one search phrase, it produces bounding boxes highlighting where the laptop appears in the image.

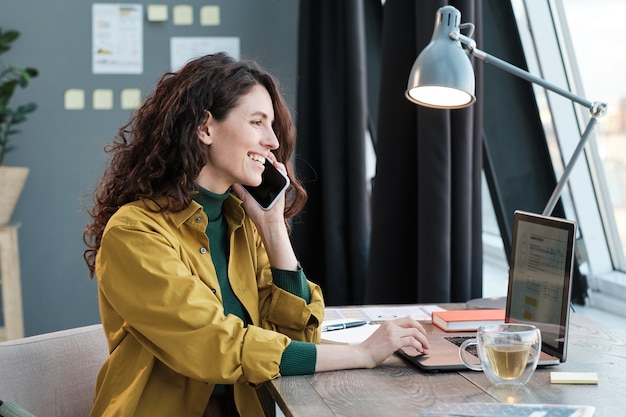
[398,210,577,371]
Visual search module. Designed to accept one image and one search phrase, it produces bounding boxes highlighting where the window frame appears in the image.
[512,0,626,309]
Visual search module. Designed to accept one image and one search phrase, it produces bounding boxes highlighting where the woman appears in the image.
[83,52,429,417]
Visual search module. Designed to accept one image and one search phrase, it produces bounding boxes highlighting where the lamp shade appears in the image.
[405,6,476,108]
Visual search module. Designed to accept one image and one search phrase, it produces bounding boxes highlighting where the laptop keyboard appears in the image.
[444,335,477,357]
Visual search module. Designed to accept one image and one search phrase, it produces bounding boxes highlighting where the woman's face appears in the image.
[196,84,279,193]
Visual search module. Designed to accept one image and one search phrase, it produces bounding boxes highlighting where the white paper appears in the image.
[92,3,143,74]
[324,305,445,324]
[170,37,240,72]
[64,89,85,110]
[321,324,380,345]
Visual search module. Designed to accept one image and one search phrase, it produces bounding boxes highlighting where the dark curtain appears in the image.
[365,0,484,304]
[292,0,371,305]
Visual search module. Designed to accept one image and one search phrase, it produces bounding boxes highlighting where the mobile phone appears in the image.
[242,159,290,210]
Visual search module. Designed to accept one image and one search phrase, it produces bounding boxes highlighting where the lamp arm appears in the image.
[452,32,608,216]
[542,116,597,216]
[453,33,607,116]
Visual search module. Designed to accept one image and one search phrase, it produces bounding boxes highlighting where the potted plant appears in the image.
[0,28,38,225]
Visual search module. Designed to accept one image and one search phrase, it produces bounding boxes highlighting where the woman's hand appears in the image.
[356,316,430,368]
[315,316,430,372]
[230,159,287,226]
[231,160,298,271]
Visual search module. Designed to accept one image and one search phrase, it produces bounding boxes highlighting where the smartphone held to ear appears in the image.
[242,160,290,210]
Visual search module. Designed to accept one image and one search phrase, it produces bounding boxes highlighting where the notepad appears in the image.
[550,371,599,384]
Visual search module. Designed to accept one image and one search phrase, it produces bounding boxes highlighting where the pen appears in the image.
[322,320,368,332]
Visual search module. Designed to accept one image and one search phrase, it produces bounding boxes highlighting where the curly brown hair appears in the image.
[83,53,307,278]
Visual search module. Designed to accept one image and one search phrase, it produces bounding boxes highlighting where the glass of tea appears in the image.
[459,324,541,385]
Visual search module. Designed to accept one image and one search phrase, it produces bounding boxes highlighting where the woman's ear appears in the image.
[197,111,213,145]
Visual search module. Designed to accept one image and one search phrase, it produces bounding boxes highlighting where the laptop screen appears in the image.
[505,210,577,362]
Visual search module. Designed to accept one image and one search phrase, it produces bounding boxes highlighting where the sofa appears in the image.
[0,324,108,417]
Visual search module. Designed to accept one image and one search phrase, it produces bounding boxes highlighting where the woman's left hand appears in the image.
[231,160,297,270]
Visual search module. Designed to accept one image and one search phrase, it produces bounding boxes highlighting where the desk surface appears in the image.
[266,304,626,417]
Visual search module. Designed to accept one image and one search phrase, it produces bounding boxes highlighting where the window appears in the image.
[559,0,626,269]
[506,0,626,314]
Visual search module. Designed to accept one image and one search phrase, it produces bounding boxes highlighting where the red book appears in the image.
[432,309,506,332]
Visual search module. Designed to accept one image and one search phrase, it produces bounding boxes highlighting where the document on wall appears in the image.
[92,3,143,74]
[170,37,240,71]
[324,305,445,324]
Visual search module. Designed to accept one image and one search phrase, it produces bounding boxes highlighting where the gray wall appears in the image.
[1,0,299,336]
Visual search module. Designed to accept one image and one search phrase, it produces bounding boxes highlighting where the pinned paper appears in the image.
[121,88,142,110]
[93,89,114,110]
[64,89,85,110]
[92,4,143,74]
[200,6,220,26]
[147,4,168,22]
[170,37,240,71]
[173,5,193,25]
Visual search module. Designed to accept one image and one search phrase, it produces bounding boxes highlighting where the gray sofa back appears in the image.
[0,324,108,417]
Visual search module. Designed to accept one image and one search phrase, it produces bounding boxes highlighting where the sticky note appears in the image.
[173,5,193,25]
[93,89,114,110]
[64,89,85,110]
[147,5,168,22]
[121,88,142,110]
[200,6,220,26]
[550,372,598,385]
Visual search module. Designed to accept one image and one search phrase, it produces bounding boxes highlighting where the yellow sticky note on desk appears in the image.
[550,372,598,384]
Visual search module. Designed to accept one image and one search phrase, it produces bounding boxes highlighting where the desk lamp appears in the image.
[405,5,607,217]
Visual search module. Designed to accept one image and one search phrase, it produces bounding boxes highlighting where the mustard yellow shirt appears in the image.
[90,196,324,417]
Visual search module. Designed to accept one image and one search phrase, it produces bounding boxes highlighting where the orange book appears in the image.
[431,309,506,332]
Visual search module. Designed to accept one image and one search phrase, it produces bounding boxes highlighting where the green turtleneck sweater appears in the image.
[193,187,316,388]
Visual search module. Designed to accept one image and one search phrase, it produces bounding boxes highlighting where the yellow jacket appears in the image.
[90,196,324,417]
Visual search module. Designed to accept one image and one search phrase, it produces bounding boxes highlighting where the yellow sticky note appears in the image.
[173,5,193,25]
[147,5,168,22]
[64,89,85,110]
[93,89,114,110]
[550,372,598,385]
[121,88,142,110]
[200,6,220,26]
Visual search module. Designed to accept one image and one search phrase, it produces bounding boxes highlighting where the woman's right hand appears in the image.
[356,316,430,368]
[315,316,430,372]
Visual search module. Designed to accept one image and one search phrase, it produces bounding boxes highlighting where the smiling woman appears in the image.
[80,52,430,417]
[82,52,317,417]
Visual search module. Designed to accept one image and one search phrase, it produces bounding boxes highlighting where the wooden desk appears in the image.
[265,306,626,417]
